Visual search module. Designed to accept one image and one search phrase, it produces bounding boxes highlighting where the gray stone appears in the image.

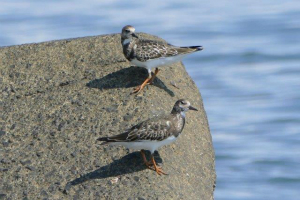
[1,159,9,164]
[0,168,8,172]
[0,130,5,137]
[0,33,215,199]
[26,166,36,171]
[123,114,133,122]
[20,160,31,166]
[133,176,140,182]
[0,194,6,200]
[2,141,9,147]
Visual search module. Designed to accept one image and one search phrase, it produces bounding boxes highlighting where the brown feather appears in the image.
[97,113,185,143]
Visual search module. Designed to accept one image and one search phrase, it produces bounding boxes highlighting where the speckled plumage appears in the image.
[98,99,197,151]
[97,99,198,175]
[123,39,180,62]
[121,33,202,64]
[100,110,185,143]
[120,25,203,93]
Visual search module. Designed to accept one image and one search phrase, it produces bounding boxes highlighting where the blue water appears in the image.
[1,0,300,199]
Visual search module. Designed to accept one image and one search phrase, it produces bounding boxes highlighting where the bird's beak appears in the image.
[132,33,139,38]
[189,106,198,111]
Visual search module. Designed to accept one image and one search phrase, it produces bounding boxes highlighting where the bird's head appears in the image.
[121,25,138,41]
[172,99,198,116]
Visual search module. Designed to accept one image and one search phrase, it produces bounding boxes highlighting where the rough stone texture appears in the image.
[0,33,216,199]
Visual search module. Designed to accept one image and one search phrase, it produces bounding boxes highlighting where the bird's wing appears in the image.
[174,46,202,54]
[135,40,179,61]
[126,116,174,141]
[99,116,174,142]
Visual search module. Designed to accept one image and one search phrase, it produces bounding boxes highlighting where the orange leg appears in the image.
[132,76,151,94]
[132,68,160,94]
[148,68,160,85]
[150,155,168,175]
[140,150,153,168]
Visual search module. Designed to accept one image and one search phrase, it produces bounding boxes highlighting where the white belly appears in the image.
[110,135,177,154]
[131,54,186,71]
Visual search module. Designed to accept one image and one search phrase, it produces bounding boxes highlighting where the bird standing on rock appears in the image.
[121,25,204,93]
[97,99,198,175]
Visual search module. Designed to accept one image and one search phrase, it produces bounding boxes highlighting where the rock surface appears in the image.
[0,33,216,199]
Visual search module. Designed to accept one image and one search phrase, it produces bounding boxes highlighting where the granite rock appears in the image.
[0,33,216,199]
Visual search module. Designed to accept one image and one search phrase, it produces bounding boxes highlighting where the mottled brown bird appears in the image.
[97,99,198,175]
[121,25,204,93]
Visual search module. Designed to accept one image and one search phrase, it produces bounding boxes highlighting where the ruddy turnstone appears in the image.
[121,25,203,93]
[97,99,198,175]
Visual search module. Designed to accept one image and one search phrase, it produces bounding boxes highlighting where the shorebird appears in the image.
[121,25,203,93]
[97,99,198,175]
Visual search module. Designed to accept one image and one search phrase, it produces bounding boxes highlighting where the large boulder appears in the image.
[0,33,216,199]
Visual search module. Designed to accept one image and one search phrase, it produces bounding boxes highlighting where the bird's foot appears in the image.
[131,68,160,93]
[132,85,143,94]
[144,160,167,175]
[153,165,168,175]
[131,77,151,94]
[149,155,168,175]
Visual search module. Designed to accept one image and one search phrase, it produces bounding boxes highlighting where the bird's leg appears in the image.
[148,68,160,85]
[150,154,168,175]
[140,150,153,168]
[132,69,152,94]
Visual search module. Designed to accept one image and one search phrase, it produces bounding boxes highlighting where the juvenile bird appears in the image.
[121,25,203,93]
[97,99,198,175]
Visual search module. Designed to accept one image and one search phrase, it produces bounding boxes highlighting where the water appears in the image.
[1,0,300,199]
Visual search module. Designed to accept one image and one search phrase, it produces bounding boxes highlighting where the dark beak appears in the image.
[189,106,198,111]
[132,33,138,38]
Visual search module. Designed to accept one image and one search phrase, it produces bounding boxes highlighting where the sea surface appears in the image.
[1,0,300,199]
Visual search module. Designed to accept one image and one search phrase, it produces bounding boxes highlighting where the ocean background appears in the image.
[1,0,300,199]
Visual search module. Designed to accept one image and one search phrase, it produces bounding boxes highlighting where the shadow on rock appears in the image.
[64,151,163,194]
[86,66,174,97]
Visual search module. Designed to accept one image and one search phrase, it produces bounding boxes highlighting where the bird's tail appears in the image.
[176,45,204,54]
[182,45,203,51]
[97,137,110,145]
[97,132,128,144]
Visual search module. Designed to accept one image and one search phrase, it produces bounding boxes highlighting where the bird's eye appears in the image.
[125,30,130,33]
[181,101,186,105]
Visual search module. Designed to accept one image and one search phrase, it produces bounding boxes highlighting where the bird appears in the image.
[97,99,198,175]
[121,25,203,93]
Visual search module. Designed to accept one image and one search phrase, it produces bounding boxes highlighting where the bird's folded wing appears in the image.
[101,117,174,142]
[126,118,173,141]
[135,40,178,61]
